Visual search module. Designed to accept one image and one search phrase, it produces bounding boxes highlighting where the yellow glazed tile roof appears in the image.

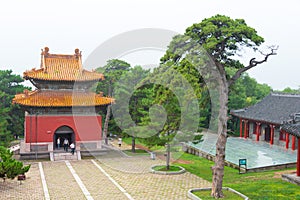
[13,90,114,107]
[23,47,104,81]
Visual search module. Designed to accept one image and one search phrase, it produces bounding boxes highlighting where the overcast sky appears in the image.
[0,0,299,90]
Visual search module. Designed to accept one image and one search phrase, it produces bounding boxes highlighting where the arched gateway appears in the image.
[54,126,75,150]
[13,47,114,157]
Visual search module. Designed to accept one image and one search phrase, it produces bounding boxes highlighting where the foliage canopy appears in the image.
[0,146,30,181]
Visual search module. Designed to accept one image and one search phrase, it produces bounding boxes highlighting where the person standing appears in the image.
[57,137,61,150]
[63,138,69,152]
[118,137,122,147]
[70,142,75,155]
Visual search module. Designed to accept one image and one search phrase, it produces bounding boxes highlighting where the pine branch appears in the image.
[228,46,278,87]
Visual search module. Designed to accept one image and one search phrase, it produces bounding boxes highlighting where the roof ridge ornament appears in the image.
[41,47,49,72]
[41,47,50,56]
[74,48,83,72]
[74,48,81,57]
[24,89,29,97]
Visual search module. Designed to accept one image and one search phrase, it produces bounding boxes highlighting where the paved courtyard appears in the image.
[0,149,210,200]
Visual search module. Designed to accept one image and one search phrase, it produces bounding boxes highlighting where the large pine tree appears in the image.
[159,15,277,198]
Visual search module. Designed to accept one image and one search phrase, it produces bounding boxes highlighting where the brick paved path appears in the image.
[0,162,44,199]
[71,160,126,199]
[43,161,86,200]
[0,150,210,200]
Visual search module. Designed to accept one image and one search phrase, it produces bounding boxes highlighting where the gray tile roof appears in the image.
[281,124,300,137]
[231,93,300,124]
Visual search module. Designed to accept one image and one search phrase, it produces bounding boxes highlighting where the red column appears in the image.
[239,119,243,138]
[270,125,275,145]
[292,136,296,150]
[258,123,261,139]
[285,131,289,149]
[247,122,250,137]
[256,122,261,141]
[244,120,248,139]
[297,138,300,176]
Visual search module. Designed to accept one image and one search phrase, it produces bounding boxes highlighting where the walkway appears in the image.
[0,148,210,199]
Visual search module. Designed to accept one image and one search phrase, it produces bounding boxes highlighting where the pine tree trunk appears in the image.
[103,105,111,145]
[166,142,171,170]
[131,136,136,153]
[211,82,228,198]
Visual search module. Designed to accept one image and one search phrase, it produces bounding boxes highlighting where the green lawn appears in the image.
[193,190,244,200]
[152,165,182,172]
[122,137,143,145]
[122,137,164,151]
[176,153,300,200]
[123,149,149,156]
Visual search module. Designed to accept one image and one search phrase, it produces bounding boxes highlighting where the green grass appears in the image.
[193,190,244,199]
[123,149,149,156]
[148,145,165,151]
[122,137,164,151]
[122,137,143,145]
[152,165,182,172]
[176,153,300,200]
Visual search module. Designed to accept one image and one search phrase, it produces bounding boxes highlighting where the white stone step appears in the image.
[53,151,81,161]
[50,152,54,161]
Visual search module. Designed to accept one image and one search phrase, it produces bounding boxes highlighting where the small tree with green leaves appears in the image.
[0,146,30,182]
[113,66,153,152]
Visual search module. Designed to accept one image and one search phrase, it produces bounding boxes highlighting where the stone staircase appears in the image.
[50,151,81,161]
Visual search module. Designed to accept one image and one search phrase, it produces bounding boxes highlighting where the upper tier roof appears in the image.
[23,47,104,82]
[13,90,113,107]
[231,93,300,125]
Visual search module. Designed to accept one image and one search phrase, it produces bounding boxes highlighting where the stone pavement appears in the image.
[0,144,210,200]
[189,132,297,169]
[0,161,44,199]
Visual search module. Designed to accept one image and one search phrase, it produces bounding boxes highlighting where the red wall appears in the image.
[25,115,102,143]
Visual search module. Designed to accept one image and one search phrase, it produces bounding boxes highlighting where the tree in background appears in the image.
[159,51,208,130]
[141,57,202,169]
[229,73,271,110]
[0,70,29,146]
[278,87,300,94]
[113,66,151,152]
[96,59,131,144]
[160,15,277,198]
[0,93,12,147]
